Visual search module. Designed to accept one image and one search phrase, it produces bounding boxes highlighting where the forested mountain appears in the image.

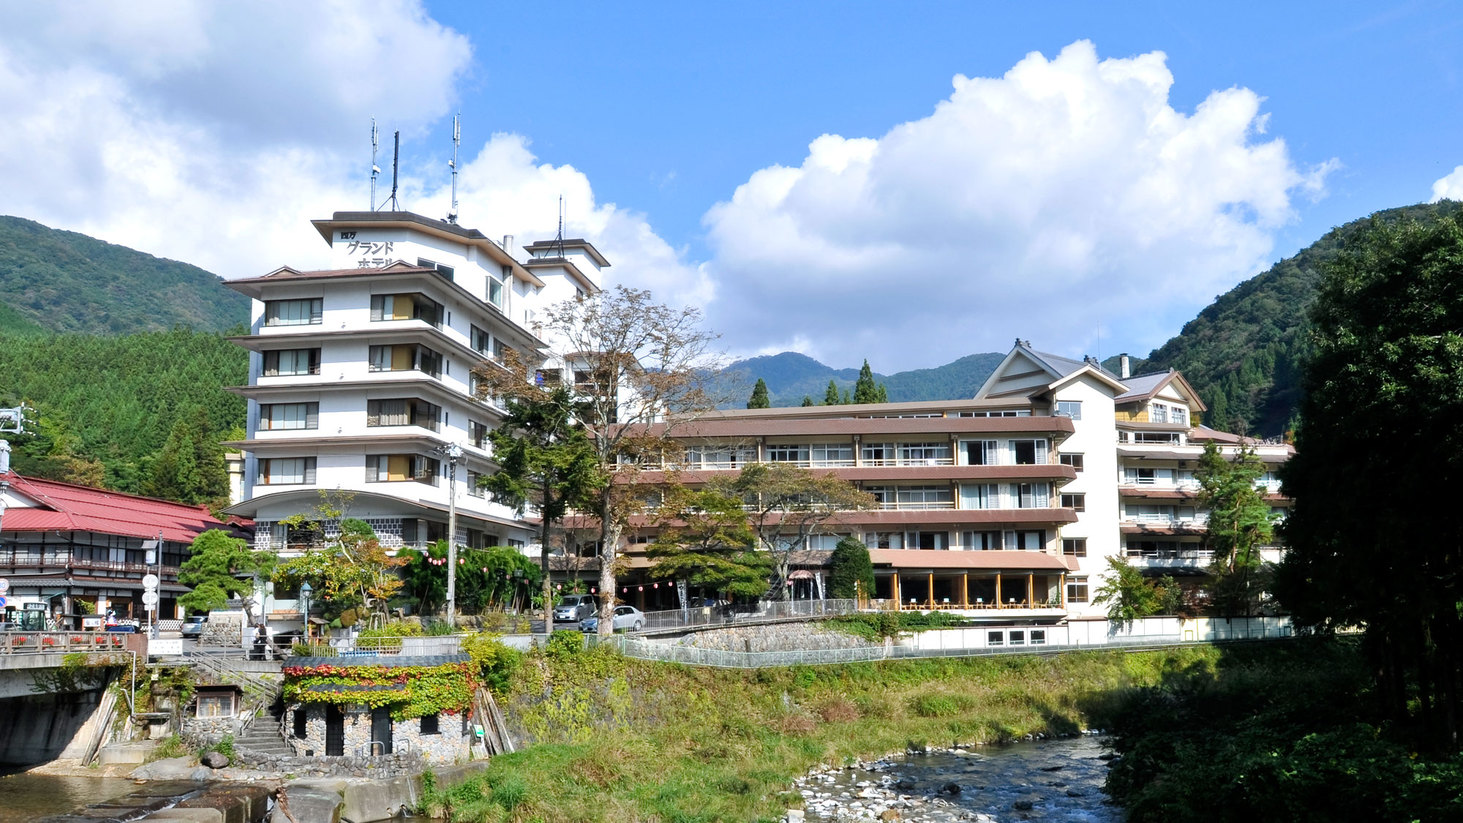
[0,215,250,335]
[720,351,1006,407]
[1137,201,1463,438]
[0,330,247,505]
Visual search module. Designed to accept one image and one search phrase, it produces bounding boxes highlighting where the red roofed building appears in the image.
[0,468,243,627]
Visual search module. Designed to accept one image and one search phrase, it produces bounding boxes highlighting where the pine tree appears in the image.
[800,396,814,407]
[823,380,840,405]
[853,360,880,404]
[747,378,771,409]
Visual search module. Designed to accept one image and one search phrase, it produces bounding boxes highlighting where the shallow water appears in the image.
[805,736,1123,823]
[0,772,141,823]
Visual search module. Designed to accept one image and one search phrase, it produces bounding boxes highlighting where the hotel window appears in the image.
[1008,530,1045,550]
[262,348,320,376]
[1150,403,1169,423]
[904,531,946,550]
[899,442,951,465]
[1126,467,1157,485]
[965,440,999,465]
[767,444,809,463]
[806,534,844,550]
[896,486,953,509]
[467,470,486,498]
[1055,400,1082,420]
[987,631,1005,646]
[417,258,455,282]
[259,402,318,431]
[962,530,1002,550]
[365,454,440,485]
[471,325,492,357]
[469,420,489,449]
[368,344,442,378]
[487,267,507,309]
[1011,439,1048,465]
[960,483,998,510]
[864,532,904,550]
[1030,630,1047,645]
[366,399,440,431]
[1011,482,1049,508]
[1062,538,1087,557]
[1061,493,1085,512]
[263,298,322,326]
[257,457,315,485]
[861,443,894,465]
[810,443,854,466]
[370,293,443,327]
[1067,576,1089,603]
[1008,630,1026,646]
[1059,453,1084,473]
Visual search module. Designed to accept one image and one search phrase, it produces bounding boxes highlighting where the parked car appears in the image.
[579,605,645,633]
[553,594,597,623]
[180,616,207,638]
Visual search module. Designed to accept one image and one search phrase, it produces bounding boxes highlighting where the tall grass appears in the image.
[423,643,1223,822]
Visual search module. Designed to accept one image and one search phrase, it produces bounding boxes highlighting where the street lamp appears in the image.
[299,581,312,646]
[435,442,463,628]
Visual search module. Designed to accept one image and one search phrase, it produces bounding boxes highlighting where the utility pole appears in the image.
[436,443,463,627]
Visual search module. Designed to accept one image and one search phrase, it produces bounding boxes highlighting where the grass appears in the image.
[423,643,1225,822]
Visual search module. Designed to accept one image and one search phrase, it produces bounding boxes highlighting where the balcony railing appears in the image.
[875,500,957,510]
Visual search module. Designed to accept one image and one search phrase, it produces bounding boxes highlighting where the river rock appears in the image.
[200,752,230,769]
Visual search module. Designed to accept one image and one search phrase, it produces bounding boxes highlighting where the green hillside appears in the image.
[1139,200,1463,437]
[722,351,1005,407]
[0,215,250,335]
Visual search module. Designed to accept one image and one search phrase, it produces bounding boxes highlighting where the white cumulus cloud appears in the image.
[702,41,1333,371]
[1431,166,1463,202]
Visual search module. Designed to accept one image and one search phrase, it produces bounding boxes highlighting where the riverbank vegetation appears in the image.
[421,638,1219,822]
[1104,638,1463,822]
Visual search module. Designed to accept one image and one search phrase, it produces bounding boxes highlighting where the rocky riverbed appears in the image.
[792,735,1122,823]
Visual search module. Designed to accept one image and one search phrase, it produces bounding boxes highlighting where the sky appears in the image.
[2,1,1461,373]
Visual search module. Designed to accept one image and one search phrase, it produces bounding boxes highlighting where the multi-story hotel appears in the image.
[224,211,606,561]
[222,209,1288,624]
[600,342,1292,620]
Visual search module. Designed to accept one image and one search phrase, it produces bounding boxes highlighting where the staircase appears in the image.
[233,691,293,757]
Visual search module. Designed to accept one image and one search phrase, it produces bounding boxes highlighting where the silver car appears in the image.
[579,605,645,633]
[553,595,596,623]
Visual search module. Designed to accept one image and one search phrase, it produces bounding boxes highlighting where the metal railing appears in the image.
[296,635,465,657]
[0,631,131,654]
[634,598,860,633]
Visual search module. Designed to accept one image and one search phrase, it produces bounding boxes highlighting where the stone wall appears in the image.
[286,703,470,764]
[680,623,876,653]
[199,614,245,647]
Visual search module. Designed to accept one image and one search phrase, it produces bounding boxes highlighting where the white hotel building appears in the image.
[224,211,607,556]
[224,210,1289,624]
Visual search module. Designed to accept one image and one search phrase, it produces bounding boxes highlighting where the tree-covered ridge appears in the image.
[721,351,1006,408]
[0,328,246,503]
[1138,200,1463,437]
[0,215,250,335]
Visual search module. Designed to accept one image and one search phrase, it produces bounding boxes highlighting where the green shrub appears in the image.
[545,630,584,660]
[462,632,524,695]
[910,693,969,717]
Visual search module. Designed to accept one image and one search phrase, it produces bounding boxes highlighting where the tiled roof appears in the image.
[0,472,230,543]
[1114,372,1172,402]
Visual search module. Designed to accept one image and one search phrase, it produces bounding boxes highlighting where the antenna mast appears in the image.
[556,194,566,257]
[370,119,380,211]
[380,130,401,212]
[447,113,461,224]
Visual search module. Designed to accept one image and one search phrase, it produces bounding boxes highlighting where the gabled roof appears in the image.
[1115,369,1208,412]
[0,472,231,543]
[975,340,1128,400]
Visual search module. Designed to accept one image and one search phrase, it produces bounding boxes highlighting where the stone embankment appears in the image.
[679,623,876,653]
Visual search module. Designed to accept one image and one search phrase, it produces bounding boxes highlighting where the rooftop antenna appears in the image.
[555,194,566,258]
[370,119,380,211]
[447,113,461,224]
[379,130,401,212]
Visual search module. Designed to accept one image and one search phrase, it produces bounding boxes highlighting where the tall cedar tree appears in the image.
[716,462,874,600]
[646,485,771,599]
[491,286,720,636]
[853,360,888,404]
[823,380,840,405]
[827,536,875,600]
[800,396,814,407]
[1194,441,1274,616]
[480,384,602,627]
[1276,212,1463,750]
[177,529,277,620]
[746,378,771,409]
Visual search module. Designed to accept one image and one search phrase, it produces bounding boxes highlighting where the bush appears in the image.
[545,630,584,660]
[462,632,524,695]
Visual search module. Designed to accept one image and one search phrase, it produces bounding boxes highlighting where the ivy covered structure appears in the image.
[281,652,476,763]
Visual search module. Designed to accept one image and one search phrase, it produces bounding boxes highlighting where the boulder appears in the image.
[201,751,230,769]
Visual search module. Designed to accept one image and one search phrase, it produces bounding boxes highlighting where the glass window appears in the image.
[420,713,440,734]
[1011,439,1048,465]
[471,325,492,356]
[1151,403,1169,423]
[904,531,946,550]
[469,420,489,449]
[1067,577,1088,603]
[987,631,1004,647]
[1012,482,1049,509]
[259,402,318,431]
[1056,401,1082,420]
[766,444,809,463]
[371,293,443,326]
[960,483,997,510]
[1062,538,1087,557]
[1061,493,1085,512]
[367,399,440,431]
[896,486,953,509]
[899,443,951,464]
[1059,453,1084,472]
[467,470,486,498]
[264,298,322,326]
[365,454,439,485]
[257,457,315,485]
[965,440,999,465]
[262,348,320,376]
[861,443,894,465]
[810,443,854,466]
[1030,630,1047,645]
[1009,630,1026,646]
[962,531,1002,550]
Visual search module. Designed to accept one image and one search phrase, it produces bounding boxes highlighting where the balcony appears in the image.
[1125,549,1214,571]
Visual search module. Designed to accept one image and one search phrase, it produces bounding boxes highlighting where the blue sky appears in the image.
[2,1,1460,371]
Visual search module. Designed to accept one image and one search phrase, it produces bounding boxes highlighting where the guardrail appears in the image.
[296,635,465,657]
[0,631,133,654]
[610,633,1282,669]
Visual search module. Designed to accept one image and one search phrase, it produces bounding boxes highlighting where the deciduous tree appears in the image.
[1194,441,1275,615]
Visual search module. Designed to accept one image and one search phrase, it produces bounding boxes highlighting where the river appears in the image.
[0,771,141,823]
[800,736,1122,823]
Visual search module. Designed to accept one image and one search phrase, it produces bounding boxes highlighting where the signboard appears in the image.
[142,574,159,590]
[0,578,9,594]
[0,596,6,609]
[149,638,182,657]
[141,591,159,606]
[82,616,103,629]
